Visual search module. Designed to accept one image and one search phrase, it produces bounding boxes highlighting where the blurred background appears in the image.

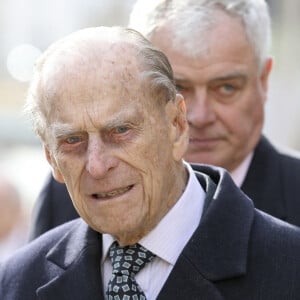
[0,0,299,240]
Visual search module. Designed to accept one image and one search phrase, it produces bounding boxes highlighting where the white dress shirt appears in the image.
[230,152,254,188]
[101,162,205,299]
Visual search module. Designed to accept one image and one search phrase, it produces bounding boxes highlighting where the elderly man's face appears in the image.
[44,46,188,245]
[151,14,272,172]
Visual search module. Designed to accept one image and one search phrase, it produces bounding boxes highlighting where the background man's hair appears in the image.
[129,0,271,67]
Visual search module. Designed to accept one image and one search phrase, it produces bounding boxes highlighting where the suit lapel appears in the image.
[241,135,286,219]
[158,166,254,299]
[36,221,105,300]
[157,254,224,300]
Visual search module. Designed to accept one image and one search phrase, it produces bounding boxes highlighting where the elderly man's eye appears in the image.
[66,136,81,144]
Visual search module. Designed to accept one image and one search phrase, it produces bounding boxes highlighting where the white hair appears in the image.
[25,26,176,140]
[129,0,271,67]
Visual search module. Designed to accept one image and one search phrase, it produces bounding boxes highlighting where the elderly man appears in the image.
[28,0,300,241]
[2,26,300,300]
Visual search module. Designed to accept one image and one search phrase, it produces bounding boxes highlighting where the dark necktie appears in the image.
[106,242,156,300]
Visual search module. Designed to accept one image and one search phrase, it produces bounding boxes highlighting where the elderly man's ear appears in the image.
[44,145,65,183]
[166,93,189,161]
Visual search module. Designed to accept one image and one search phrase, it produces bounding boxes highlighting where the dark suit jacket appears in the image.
[2,165,300,299]
[28,174,79,239]
[28,135,300,240]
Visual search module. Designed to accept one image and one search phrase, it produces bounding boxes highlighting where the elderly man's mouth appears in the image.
[92,185,133,199]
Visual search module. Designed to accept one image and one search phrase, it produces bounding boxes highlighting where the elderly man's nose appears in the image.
[86,141,118,179]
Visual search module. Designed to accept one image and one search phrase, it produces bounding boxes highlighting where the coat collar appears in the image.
[189,164,254,280]
[36,221,105,300]
[241,135,286,219]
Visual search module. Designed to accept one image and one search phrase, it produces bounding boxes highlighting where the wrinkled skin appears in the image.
[44,43,189,245]
[151,13,272,172]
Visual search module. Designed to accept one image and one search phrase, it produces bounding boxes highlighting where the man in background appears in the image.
[28,0,300,240]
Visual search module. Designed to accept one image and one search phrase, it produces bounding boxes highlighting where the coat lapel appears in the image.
[157,254,225,300]
[36,221,105,300]
[158,165,255,299]
[241,136,286,219]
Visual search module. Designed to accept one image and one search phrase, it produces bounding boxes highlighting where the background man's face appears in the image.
[151,14,272,172]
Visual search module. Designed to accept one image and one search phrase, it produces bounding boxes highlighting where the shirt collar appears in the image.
[230,152,254,188]
[102,161,205,266]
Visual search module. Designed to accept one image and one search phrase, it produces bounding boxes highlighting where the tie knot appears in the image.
[109,242,156,276]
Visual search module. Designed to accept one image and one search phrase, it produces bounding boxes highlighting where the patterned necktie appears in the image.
[106,242,156,300]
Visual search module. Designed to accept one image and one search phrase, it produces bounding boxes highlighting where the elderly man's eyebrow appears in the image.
[49,111,142,138]
[50,123,79,138]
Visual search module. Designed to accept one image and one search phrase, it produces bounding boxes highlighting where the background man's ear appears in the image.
[260,57,273,98]
[44,145,65,183]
